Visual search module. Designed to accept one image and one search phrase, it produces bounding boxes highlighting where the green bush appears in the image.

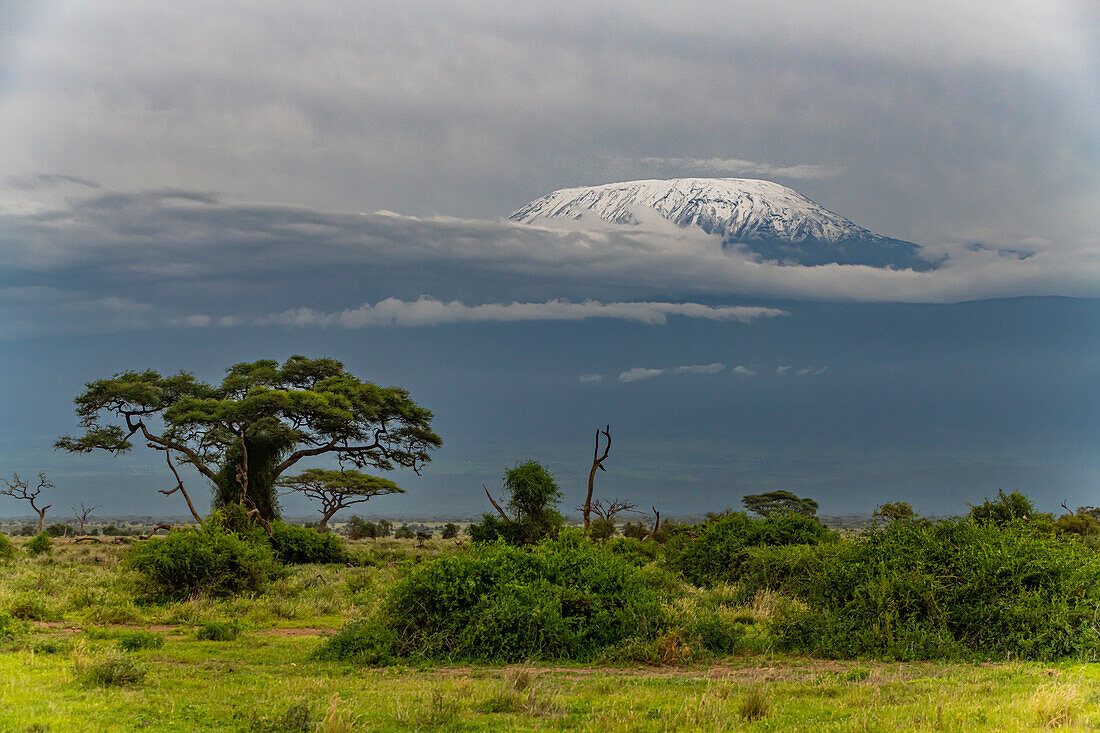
[125,521,279,602]
[116,630,164,651]
[0,532,14,559]
[269,521,346,564]
[771,517,1100,660]
[0,611,27,642]
[466,461,564,545]
[317,530,665,663]
[196,621,241,641]
[312,620,399,665]
[663,512,832,587]
[26,532,52,556]
[74,653,146,687]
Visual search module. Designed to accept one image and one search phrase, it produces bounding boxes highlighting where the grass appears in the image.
[5,537,1100,730]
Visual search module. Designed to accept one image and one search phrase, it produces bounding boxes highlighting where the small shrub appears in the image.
[682,611,744,655]
[441,523,459,539]
[125,520,279,601]
[269,521,346,564]
[394,524,414,539]
[621,521,648,540]
[45,522,74,537]
[0,611,27,642]
[252,700,314,732]
[589,518,616,542]
[739,683,770,721]
[0,532,15,559]
[74,652,146,687]
[196,621,241,641]
[7,594,50,621]
[312,620,398,665]
[117,630,164,651]
[26,533,52,556]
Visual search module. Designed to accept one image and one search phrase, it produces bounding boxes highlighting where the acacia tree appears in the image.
[278,468,403,532]
[1,473,53,533]
[741,490,818,518]
[56,356,441,526]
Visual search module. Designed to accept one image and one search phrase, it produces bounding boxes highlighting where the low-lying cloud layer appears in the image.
[260,297,788,328]
[1,186,1098,338]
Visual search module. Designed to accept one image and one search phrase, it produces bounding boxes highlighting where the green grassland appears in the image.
[3,537,1100,731]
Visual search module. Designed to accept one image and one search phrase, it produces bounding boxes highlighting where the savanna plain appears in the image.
[4,493,1100,732]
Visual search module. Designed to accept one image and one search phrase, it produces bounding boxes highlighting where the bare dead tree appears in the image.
[582,425,611,532]
[151,445,204,525]
[589,497,637,522]
[1,473,53,533]
[484,484,512,523]
[642,506,661,541]
[72,502,100,534]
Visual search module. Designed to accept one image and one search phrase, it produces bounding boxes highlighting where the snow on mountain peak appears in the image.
[510,178,933,270]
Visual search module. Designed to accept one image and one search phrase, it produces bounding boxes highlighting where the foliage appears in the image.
[73,650,146,687]
[0,611,26,642]
[125,518,280,601]
[663,512,833,587]
[45,522,74,537]
[26,532,52,556]
[741,490,819,518]
[1056,511,1100,547]
[394,524,414,539]
[969,490,1043,526]
[874,501,917,522]
[588,517,616,542]
[467,461,564,545]
[57,355,441,521]
[770,516,1100,660]
[621,521,648,540]
[278,468,403,532]
[116,630,164,651]
[196,620,241,641]
[317,531,664,663]
[0,532,14,560]
[312,619,399,665]
[441,523,459,540]
[269,521,347,565]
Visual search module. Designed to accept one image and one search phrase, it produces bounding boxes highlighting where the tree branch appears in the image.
[484,485,512,523]
[582,425,611,532]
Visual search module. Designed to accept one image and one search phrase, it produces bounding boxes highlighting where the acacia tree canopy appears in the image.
[278,468,403,531]
[741,490,819,518]
[56,355,441,522]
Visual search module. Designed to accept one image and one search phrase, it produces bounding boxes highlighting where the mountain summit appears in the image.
[510,178,932,270]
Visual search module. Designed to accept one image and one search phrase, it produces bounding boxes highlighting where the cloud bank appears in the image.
[260,298,788,328]
[1,186,1098,339]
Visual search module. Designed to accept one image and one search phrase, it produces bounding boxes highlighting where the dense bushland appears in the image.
[125,506,351,601]
[316,530,666,662]
[125,520,281,601]
[663,511,834,587]
[768,517,1100,660]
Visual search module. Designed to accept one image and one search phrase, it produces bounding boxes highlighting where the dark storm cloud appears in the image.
[1,185,1098,338]
[1,1,1095,251]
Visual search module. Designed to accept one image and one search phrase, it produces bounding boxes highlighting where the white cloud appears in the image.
[732,365,756,376]
[637,157,844,181]
[619,368,666,383]
[673,363,726,375]
[776,365,793,374]
[619,362,728,382]
[259,297,787,329]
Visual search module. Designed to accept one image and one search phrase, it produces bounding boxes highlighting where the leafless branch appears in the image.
[484,485,512,523]
[582,425,611,532]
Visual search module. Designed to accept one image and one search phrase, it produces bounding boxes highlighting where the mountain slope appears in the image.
[510,178,932,270]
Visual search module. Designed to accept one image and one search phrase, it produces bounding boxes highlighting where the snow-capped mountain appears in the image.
[510,178,932,270]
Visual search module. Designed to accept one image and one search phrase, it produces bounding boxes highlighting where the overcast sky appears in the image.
[0,1,1097,520]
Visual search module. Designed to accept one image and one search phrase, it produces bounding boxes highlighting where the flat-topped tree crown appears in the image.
[56,355,441,524]
[278,468,404,532]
